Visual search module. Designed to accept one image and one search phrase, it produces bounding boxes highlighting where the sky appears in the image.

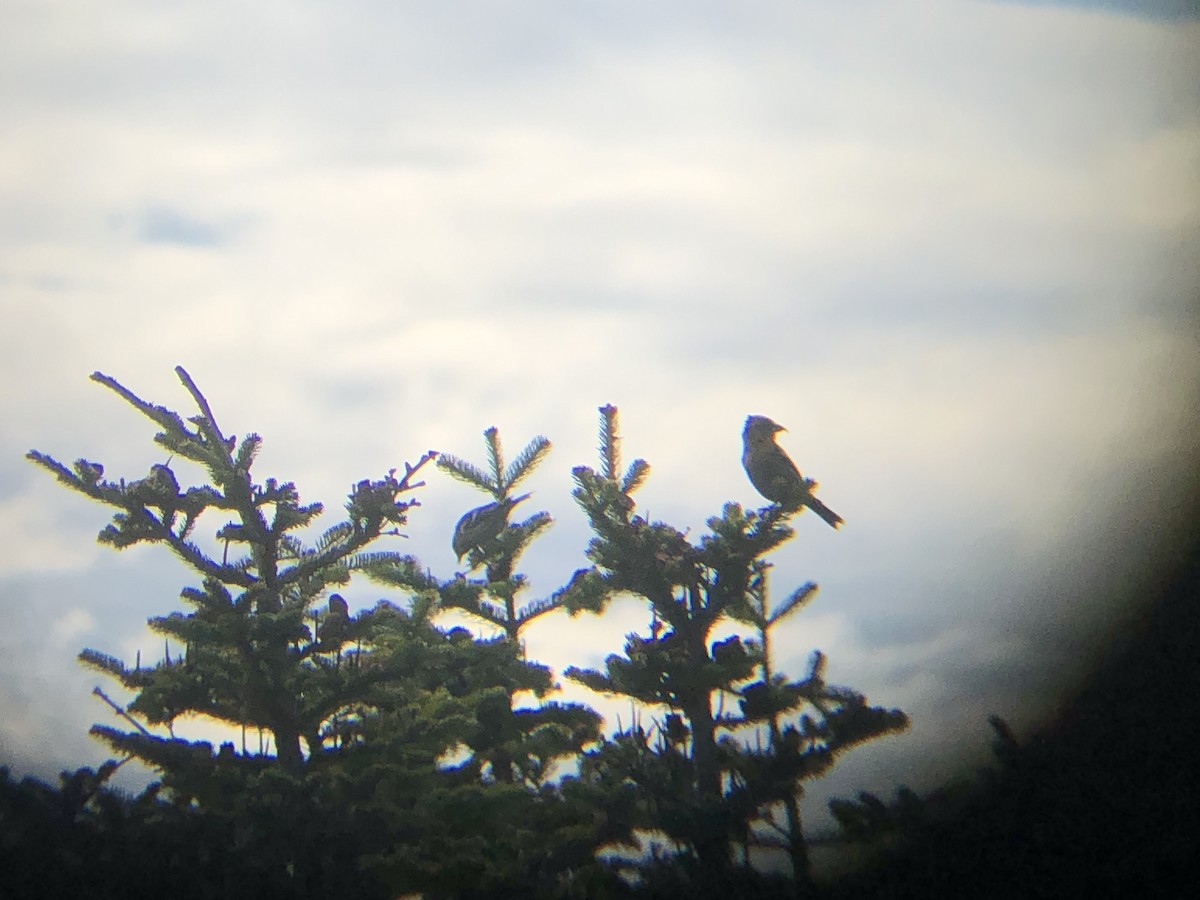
[1,0,1198,836]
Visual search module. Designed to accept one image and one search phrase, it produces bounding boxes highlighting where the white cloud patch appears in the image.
[49,608,97,647]
[0,485,104,576]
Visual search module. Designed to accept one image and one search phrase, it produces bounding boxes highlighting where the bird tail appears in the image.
[805,495,844,529]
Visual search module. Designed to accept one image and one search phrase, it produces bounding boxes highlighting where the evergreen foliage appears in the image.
[562,406,907,890]
[20,370,910,897]
[430,425,555,634]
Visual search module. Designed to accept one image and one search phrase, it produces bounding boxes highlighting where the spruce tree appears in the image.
[562,405,908,891]
[351,426,604,794]
[27,368,444,771]
[25,369,612,897]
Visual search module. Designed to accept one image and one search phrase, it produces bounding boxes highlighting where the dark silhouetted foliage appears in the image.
[17,371,913,897]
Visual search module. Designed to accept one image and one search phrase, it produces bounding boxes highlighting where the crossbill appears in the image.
[320,593,350,646]
[451,493,531,562]
[741,415,843,528]
[328,593,350,618]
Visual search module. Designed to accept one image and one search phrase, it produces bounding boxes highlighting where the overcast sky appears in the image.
[2,0,1197,833]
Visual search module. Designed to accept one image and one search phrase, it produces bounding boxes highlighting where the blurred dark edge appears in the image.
[825,488,1200,898]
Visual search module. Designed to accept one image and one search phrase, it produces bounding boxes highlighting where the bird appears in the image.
[320,593,350,646]
[741,415,843,528]
[328,593,350,618]
[452,493,531,563]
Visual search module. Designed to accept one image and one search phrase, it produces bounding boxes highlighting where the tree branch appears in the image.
[92,686,154,737]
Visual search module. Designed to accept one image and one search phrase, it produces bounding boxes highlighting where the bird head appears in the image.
[504,492,533,511]
[744,415,785,442]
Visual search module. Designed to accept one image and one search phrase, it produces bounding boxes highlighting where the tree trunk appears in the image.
[273,727,304,770]
[681,691,731,877]
[784,793,814,894]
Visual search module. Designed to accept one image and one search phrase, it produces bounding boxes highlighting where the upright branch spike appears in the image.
[483,426,506,488]
[233,434,262,473]
[174,366,232,457]
[621,459,650,495]
[769,582,819,627]
[807,649,826,682]
[504,436,552,490]
[440,428,550,500]
[598,404,620,480]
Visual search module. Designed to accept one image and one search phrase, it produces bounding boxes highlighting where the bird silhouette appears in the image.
[741,415,843,528]
[452,493,531,563]
[320,593,350,646]
[328,593,350,618]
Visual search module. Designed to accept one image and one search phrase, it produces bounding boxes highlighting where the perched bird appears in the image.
[321,593,350,646]
[74,459,104,485]
[742,415,843,528]
[452,493,531,563]
[328,593,350,618]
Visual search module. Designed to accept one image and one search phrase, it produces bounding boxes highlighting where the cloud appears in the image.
[49,608,97,647]
[0,483,104,576]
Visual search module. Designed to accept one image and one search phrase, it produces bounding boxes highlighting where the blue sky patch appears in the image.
[135,207,228,247]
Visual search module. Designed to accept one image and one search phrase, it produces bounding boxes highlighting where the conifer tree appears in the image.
[562,405,908,891]
[25,369,611,897]
[434,425,555,639]
[360,427,603,793]
[27,368,443,772]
